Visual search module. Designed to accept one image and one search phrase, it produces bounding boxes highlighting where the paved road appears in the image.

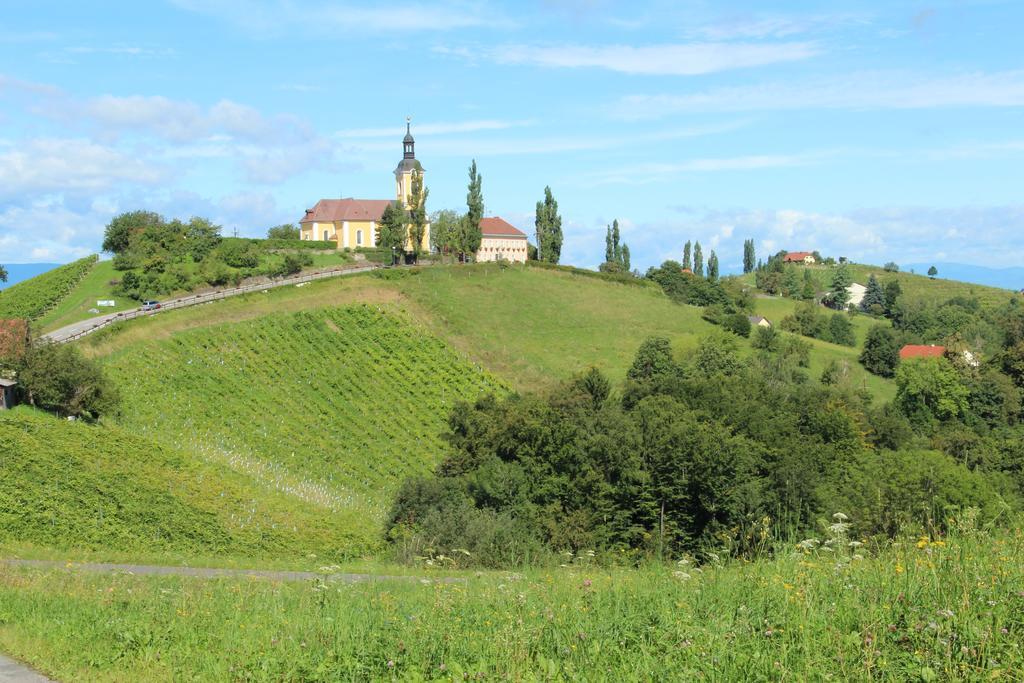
[0,655,54,683]
[42,262,382,344]
[1,559,463,584]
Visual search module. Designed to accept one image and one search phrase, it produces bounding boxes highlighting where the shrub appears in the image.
[722,312,752,338]
[860,324,900,377]
[19,343,120,420]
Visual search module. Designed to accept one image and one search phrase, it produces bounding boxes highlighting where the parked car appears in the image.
[141,300,162,311]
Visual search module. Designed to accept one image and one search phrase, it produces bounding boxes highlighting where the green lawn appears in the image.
[0,527,1019,681]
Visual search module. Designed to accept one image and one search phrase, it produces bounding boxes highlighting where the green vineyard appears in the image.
[0,408,366,558]
[103,305,507,551]
[0,255,98,322]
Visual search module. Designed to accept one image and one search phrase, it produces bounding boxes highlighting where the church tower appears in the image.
[394,117,423,209]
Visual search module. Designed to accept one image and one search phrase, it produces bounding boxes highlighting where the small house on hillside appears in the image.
[846,283,867,307]
[783,251,816,265]
[748,316,772,328]
[477,217,528,263]
[681,267,694,275]
[900,344,946,360]
[0,378,17,410]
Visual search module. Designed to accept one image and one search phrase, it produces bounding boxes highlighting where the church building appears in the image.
[299,120,430,252]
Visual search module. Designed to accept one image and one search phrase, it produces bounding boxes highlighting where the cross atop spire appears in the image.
[403,116,415,159]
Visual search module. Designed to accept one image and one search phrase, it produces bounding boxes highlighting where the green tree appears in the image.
[883,261,900,273]
[707,250,719,281]
[429,209,462,257]
[458,160,484,261]
[266,224,300,240]
[184,216,222,262]
[884,280,902,315]
[19,343,120,419]
[605,226,614,263]
[743,238,756,274]
[861,274,886,313]
[693,241,704,277]
[407,169,429,259]
[828,313,856,347]
[0,265,6,283]
[928,265,939,279]
[801,269,816,300]
[860,324,901,377]
[621,244,631,272]
[535,186,563,264]
[611,219,621,264]
[782,266,801,297]
[723,312,751,337]
[829,264,852,309]
[682,241,692,271]
[102,210,164,254]
[376,202,408,263]
[896,358,969,422]
[693,332,742,377]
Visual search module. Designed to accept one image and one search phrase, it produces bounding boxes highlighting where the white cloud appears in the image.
[613,70,1024,118]
[581,151,823,186]
[0,138,166,199]
[449,41,820,76]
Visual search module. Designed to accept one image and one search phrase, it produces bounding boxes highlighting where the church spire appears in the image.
[403,116,415,159]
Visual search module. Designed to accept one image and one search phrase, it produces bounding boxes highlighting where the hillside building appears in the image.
[476,217,528,263]
[299,120,430,253]
[846,282,867,307]
[783,251,816,265]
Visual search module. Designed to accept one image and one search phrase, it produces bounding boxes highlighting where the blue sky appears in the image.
[1,0,1022,273]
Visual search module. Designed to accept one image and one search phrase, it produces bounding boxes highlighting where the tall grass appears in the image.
[0,525,1019,681]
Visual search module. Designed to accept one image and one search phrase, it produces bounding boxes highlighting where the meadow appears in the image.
[0,525,1019,681]
[0,255,97,323]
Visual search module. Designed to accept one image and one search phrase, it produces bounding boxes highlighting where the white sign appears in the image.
[97,300,116,307]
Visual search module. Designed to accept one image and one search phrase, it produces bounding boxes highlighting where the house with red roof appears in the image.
[899,344,946,360]
[299,119,429,253]
[477,217,528,263]
[783,251,816,265]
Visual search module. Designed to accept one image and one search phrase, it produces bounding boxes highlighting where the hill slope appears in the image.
[100,305,505,554]
[0,408,367,559]
[0,256,97,322]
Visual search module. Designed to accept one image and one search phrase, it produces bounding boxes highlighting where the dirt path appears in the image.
[0,655,54,683]
[42,262,382,344]
[0,559,463,584]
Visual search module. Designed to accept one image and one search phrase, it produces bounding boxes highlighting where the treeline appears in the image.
[388,332,1021,567]
[102,211,331,300]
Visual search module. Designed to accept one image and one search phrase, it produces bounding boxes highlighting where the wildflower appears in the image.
[833,512,849,521]
[895,563,904,574]
[582,578,593,589]
[387,660,395,668]
[672,571,691,581]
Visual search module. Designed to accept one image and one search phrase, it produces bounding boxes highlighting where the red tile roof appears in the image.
[299,199,393,224]
[783,251,814,262]
[900,344,946,360]
[480,217,527,238]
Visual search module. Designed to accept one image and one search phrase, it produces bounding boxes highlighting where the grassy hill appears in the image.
[60,264,893,562]
[98,305,505,555]
[0,408,368,560]
[0,256,97,323]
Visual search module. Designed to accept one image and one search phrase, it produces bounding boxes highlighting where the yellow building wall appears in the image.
[477,237,527,263]
[345,220,376,248]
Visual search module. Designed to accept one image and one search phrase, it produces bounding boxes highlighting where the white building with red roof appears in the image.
[299,120,429,252]
[477,217,528,263]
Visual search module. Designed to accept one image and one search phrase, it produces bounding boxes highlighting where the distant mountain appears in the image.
[904,263,1024,291]
[0,263,60,289]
